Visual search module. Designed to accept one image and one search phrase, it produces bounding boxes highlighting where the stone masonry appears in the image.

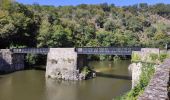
[138,59,170,100]
[46,48,86,80]
[0,49,24,73]
[130,48,170,99]
[130,48,160,88]
[129,62,142,88]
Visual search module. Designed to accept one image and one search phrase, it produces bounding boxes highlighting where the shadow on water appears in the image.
[33,67,46,71]
[96,72,132,80]
[25,65,46,71]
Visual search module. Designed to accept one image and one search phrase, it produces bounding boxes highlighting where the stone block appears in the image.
[46,48,81,80]
[0,49,24,73]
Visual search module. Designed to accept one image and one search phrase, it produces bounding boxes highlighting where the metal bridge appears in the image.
[11,47,141,55]
[11,48,49,54]
[76,47,141,55]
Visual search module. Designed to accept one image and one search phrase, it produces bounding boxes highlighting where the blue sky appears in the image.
[16,0,170,6]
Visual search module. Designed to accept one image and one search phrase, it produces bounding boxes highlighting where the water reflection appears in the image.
[45,79,80,100]
[0,61,131,100]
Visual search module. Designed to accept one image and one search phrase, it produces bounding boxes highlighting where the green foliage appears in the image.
[9,44,26,49]
[0,0,14,10]
[131,52,141,62]
[0,2,170,53]
[26,54,38,65]
[149,53,159,62]
[115,63,155,100]
[81,66,90,76]
[159,53,169,62]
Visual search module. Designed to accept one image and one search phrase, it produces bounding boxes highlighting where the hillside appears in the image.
[0,1,170,48]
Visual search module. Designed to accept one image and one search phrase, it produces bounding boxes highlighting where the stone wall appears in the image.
[138,59,170,100]
[46,48,87,80]
[132,48,160,63]
[12,53,24,71]
[130,48,170,99]
[129,62,142,88]
[0,49,24,73]
[130,48,161,88]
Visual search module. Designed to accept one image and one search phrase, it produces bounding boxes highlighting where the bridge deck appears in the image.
[11,47,141,55]
[11,48,49,54]
[76,47,141,55]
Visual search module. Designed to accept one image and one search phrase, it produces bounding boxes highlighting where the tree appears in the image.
[0,0,14,10]
[104,19,116,32]
[37,15,53,47]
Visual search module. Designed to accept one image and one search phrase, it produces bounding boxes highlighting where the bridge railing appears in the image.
[11,47,141,55]
[11,48,49,54]
[76,47,141,55]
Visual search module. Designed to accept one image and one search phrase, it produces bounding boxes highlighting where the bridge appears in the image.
[11,48,49,54]
[11,47,141,55]
[0,47,141,81]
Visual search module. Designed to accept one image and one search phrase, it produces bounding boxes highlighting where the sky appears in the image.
[16,0,170,6]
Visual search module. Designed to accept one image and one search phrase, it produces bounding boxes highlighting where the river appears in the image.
[0,60,131,100]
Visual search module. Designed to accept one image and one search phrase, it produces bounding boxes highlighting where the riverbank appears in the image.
[116,48,170,100]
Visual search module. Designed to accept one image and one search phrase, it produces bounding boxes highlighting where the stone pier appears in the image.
[45,48,89,80]
[0,49,24,73]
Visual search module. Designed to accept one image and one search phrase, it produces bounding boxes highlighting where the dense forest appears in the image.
[0,0,170,49]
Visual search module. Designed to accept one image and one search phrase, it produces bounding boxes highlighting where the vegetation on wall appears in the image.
[115,63,155,100]
[149,53,159,62]
[131,52,141,62]
[0,1,170,49]
[132,52,170,63]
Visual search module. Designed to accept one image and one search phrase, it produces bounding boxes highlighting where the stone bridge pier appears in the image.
[0,49,24,73]
[45,48,89,80]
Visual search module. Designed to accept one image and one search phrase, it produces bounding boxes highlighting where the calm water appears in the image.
[0,61,131,100]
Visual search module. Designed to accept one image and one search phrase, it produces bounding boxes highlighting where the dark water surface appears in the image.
[0,61,131,100]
